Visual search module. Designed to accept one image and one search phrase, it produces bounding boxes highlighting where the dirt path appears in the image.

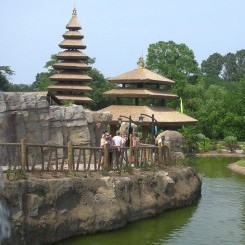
[227,163,245,175]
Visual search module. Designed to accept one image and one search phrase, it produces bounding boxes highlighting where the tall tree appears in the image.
[86,68,116,110]
[201,53,224,78]
[0,66,14,91]
[146,41,201,96]
[202,49,245,82]
[146,41,200,80]
[222,52,238,81]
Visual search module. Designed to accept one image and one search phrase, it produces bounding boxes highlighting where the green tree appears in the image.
[146,41,200,80]
[201,53,224,77]
[202,49,245,82]
[0,66,14,91]
[86,68,116,110]
[32,55,57,91]
[222,52,238,81]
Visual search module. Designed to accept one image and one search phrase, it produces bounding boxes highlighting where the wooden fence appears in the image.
[0,139,171,172]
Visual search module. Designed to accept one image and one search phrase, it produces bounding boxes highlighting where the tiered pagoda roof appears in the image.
[100,58,197,127]
[48,8,93,105]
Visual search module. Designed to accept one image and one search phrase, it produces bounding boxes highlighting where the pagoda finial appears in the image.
[137,56,145,69]
[73,7,77,16]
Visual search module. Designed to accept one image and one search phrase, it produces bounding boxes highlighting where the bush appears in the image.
[224,136,238,152]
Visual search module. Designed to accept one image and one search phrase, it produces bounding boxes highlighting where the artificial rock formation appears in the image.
[0,92,111,146]
[0,167,202,244]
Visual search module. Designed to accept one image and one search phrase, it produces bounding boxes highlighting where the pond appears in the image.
[55,157,245,245]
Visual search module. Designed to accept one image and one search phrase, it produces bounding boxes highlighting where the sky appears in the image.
[1,0,245,85]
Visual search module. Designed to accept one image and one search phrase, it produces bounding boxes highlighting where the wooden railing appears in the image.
[0,139,171,172]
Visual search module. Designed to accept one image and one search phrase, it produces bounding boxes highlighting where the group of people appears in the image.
[99,131,140,166]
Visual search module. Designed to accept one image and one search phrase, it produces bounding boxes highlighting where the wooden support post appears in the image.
[129,134,133,166]
[104,144,109,168]
[21,138,27,169]
[68,141,74,171]
[158,144,163,166]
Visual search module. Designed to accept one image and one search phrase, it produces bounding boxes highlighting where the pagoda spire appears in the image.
[48,9,93,106]
[137,56,145,69]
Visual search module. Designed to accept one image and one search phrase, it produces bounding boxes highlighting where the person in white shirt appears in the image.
[112,131,124,163]
[112,131,124,147]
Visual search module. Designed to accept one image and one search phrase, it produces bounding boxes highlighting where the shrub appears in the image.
[224,136,238,152]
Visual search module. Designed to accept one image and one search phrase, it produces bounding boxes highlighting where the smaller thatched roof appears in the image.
[62,31,84,39]
[55,95,92,103]
[59,40,86,49]
[49,73,92,82]
[66,8,81,30]
[48,84,92,92]
[99,105,197,126]
[103,88,178,100]
[53,62,91,71]
[56,51,88,60]
[108,68,175,86]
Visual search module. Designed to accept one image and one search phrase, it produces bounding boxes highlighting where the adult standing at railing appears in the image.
[112,131,124,163]
[157,135,171,164]
[100,133,113,168]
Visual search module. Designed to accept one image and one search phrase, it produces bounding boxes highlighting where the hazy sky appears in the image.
[1,0,245,84]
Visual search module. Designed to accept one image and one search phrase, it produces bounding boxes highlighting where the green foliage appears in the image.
[223,136,238,152]
[201,53,224,77]
[180,127,198,153]
[201,49,245,82]
[235,159,245,167]
[31,55,57,91]
[197,137,212,152]
[118,164,134,175]
[146,40,201,97]
[86,68,116,110]
[223,136,237,146]
[63,100,74,106]
[0,66,14,91]
[32,72,53,91]
[4,164,26,180]
[101,166,110,176]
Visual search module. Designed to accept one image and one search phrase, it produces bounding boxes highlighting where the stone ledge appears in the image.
[1,167,202,244]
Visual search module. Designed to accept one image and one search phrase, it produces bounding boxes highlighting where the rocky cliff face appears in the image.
[0,92,111,146]
[0,167,201,244]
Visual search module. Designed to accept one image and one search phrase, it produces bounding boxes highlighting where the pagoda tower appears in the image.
[48,8,93,105]
[100,57,197,137]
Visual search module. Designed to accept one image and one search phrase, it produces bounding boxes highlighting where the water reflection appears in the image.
[55,157,245,245]
[56,202,199,245]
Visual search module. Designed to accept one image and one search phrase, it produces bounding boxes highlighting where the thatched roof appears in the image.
[66,8,81,30]
[108,68,175,86]
[63,31,84,39]
[59,40,86,49]
[48,84,92,92]
[103,88,178,100]
[99,105,197,126]
[55,95,92,103]
[56,51,88,60]
[49,73,92,82]
[53,62,91,71]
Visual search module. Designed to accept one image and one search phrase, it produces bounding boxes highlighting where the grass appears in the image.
[236,159,245,167]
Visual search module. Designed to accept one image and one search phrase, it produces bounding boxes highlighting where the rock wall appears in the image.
[0,92,111,146]
[0,167,201,244]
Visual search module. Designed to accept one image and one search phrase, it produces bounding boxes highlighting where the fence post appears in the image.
[68,141,74,171]
[104,144,109,168]
[158,144,163,166]
[129,134,132,166]
[21,138,27,169]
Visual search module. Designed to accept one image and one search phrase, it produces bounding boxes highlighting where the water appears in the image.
[54,157,245,244]
[0,166,11,244]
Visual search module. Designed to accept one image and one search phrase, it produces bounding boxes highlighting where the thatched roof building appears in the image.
[48,8,93,105]
[99,57,197,137]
